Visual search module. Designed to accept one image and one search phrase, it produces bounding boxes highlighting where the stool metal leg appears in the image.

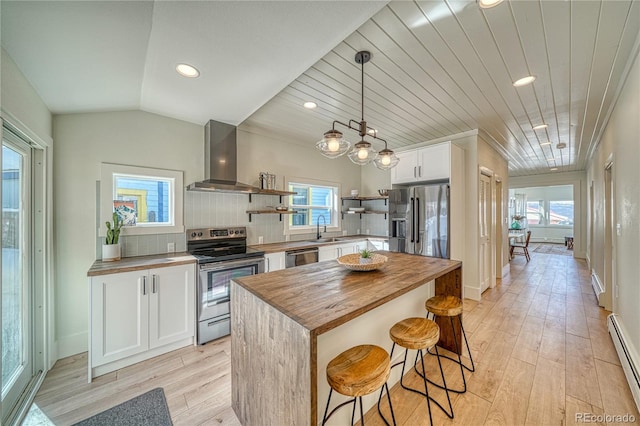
[359,396,364,425]
[322,388,359,425]
[424,313,475,395]
[376,382,397,426]
[390,345,453,423]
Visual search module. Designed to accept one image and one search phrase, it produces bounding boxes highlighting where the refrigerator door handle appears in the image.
[415,197,420,244]
[410,197,415,243]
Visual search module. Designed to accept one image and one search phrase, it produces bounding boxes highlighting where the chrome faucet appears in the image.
[316,214,327,240]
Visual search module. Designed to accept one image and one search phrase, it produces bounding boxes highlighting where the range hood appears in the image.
[187,120,259,193]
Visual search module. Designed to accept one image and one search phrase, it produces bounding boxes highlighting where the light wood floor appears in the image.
[30,249,639,425]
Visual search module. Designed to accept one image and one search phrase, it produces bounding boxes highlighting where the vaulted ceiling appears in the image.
[2,1,639,176]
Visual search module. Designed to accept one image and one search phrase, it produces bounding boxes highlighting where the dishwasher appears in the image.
[285,247,319,268]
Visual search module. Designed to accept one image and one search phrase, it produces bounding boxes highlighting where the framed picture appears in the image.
[114,200,137,226]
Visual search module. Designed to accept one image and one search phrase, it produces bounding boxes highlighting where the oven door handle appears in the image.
[199,257,265,271]
[208,297,230,306]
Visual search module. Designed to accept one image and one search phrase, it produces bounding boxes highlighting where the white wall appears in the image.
[53,111,202,357]
[587,49,640,371]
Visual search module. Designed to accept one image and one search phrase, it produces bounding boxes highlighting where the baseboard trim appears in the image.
[464,285,481,301]
[592,272,604,302]
[501,264,510,277]
[608,314,640,411]
[58,331,88,359]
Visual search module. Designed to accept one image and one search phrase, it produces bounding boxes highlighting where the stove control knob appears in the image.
[239,229,244,234]
[197,232,203,237]
[190,232,197,238]
[234,230,239,234]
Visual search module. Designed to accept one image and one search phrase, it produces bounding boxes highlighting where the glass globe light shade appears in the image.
[374,148,400,170]
[348,140,376,165]
[316,130,350,158]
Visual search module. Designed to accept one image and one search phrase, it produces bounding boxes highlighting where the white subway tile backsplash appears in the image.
[113,191,387,259]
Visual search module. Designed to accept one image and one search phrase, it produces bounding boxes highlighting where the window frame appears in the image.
[100,163,184,236]
[284,176,341,236]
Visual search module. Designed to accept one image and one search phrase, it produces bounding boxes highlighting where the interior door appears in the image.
[1,137,33,422]
[479,173,492,292]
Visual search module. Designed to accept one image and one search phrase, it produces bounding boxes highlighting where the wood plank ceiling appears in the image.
[243,0,640,176]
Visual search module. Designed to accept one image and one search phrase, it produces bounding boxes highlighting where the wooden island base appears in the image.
[231,252,462,425]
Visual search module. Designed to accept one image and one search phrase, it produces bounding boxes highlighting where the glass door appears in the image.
[2,134,32,422]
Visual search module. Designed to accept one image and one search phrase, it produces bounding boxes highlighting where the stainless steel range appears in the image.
[187,227,265,344]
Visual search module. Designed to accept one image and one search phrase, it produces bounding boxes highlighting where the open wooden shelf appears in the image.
[249,189,297,203]
[246,210,298,222]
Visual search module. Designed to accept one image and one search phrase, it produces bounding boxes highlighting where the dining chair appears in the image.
[510,230,532,261]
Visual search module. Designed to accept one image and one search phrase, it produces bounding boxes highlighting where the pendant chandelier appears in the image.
[315,51,399,170]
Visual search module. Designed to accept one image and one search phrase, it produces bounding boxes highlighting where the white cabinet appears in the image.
[265,252,285,272]
[90,263,195,379]
[319,241,367,261]
[367,239,389,251]
[319,245,339,262]
[391,142,452,184]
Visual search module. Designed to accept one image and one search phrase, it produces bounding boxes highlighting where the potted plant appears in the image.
[511,214,525,230]
[359,248,373,264]
[102,212,123,261]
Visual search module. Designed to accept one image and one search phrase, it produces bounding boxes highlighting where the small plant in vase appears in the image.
[359,249,373,264]
[102,212,123,261]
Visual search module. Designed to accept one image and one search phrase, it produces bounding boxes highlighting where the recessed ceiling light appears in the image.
[533,124,548,130]
[556,142,567,149]
[550,167,558,171]
[176,63,200,78]
[513,75,536,87]
[540,142,552,146]
[478,0,504,8]
[303,101,317,109]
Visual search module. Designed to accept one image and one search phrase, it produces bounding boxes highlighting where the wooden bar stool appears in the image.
[423,295,475,394]
[388,317,453,425]
[322,345,396,426]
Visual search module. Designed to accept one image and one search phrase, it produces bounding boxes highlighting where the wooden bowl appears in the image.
[337,253,387,271]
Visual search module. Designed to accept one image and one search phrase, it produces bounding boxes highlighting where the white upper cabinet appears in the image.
[391,142,452,184]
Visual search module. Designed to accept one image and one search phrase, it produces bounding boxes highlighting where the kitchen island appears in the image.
[230,251,462,425]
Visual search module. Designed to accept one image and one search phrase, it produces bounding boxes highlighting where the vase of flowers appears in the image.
[102,212,123,261]
[511,214,525,230]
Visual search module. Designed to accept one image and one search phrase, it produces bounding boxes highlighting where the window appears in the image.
[100,163,184,236]
[526,201,543,225]
[286,179,340,234]
[549,200,574,226]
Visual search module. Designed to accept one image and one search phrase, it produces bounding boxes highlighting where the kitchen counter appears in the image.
[87,252,196,277]
[230,251,462,425]
[249,234,387,254]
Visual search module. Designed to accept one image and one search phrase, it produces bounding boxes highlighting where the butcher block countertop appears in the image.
[87,252,196,277]
[233,251,461,336]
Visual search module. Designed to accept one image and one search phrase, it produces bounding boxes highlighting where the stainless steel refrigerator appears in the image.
[388,183,450,258]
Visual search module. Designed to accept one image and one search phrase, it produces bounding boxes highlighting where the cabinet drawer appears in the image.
[199,314,230,344]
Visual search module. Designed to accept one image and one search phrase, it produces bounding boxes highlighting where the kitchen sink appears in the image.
[309,237,345,243]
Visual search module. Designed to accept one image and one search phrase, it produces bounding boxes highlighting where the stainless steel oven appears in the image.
[188,227,265,344]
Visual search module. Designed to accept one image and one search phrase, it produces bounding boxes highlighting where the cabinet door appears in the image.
[418,143,450,181]
[354,241,368,252]
[90,270,149,366]
[149,264,195,349]
[319,245,339,262]
[391,150,418,184]
[338,243,357,256]
[265,252,285,272]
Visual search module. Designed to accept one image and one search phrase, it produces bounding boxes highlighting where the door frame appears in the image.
[602,156,616,311]
[1,117,50,425]
[479,167,496,291]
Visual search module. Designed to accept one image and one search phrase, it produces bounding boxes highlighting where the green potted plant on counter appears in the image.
[102,212,123,261]
[359,248,373,264]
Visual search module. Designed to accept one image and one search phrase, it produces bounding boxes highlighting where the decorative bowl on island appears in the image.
[337,253,387,271]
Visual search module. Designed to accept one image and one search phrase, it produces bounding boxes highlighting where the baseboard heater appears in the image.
[608,314,640,411]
